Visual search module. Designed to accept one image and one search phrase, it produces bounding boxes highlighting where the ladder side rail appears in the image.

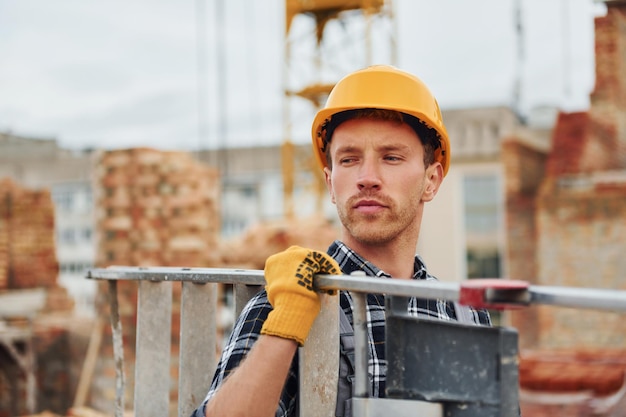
[234,283,262,317]
[90,268,626,314]
[352,398,443,417]
[107,280,125,417]
[529,285,626,311]
[299,293,339,417]
[134,280,173,417]
[178,281,218,417]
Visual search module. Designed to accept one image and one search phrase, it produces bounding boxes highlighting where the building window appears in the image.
[467,248,501,279]
[53,190,74,211]
[463,174,502,279]
[59,228,76,244]
[81,228,92,241]
[52,184,93,213]
[221,182,260,238]
[60,262,93,274]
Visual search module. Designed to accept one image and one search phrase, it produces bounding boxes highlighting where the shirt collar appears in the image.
[327,240,431,281]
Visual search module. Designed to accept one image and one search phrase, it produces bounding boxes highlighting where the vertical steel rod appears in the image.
[353,292,369,398]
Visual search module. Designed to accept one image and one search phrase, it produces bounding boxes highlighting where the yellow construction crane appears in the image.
[282,0,395,219]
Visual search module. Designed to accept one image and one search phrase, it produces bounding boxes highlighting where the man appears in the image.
[192,65,491,417]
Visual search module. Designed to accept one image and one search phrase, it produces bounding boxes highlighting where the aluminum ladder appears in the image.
[87,267,626,417]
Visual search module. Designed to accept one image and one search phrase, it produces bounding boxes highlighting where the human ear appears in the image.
[422,162,444,202]
[324,167,336,204]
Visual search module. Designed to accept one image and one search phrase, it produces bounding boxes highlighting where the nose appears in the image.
[357,157,382,191]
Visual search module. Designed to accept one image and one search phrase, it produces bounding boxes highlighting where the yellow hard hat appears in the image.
[311,65,450,176]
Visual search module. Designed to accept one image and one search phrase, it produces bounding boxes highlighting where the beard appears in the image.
[336,191,421,246]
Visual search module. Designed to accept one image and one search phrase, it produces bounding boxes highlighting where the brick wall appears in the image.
[535,180,626,349]
[504,2,626,353]
[591,6,626,112]
[501,139,547,349]
[91,148,220,416]
[545,112,592,175]
[503,130,626,413]
[589,5,626,171]
[504,133,626,351]
[519,1,626,351]
[502,6,626,412]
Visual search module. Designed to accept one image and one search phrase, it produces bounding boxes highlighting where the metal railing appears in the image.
[87,266,626,417]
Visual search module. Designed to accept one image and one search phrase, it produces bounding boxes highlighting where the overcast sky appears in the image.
[0,0,606,152]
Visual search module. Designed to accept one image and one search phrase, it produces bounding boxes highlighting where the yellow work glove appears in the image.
[261,246,341,346]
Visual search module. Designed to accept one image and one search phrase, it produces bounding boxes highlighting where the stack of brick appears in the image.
[94,148,220,268]
[92,148,220,416]
[0,178,59,289]
[219,215,339,269]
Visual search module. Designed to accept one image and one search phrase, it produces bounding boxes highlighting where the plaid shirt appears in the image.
[195,240,491,417]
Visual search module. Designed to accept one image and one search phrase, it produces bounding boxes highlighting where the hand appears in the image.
[261,246,340,345]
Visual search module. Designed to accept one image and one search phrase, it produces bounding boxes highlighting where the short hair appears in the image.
[319,108,442,169]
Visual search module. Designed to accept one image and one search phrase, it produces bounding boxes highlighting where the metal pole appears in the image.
[88,267,626,313]
[529,285,626,312]
[352,292,369,398]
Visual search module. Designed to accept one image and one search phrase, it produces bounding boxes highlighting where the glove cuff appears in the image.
[261,295,320,346]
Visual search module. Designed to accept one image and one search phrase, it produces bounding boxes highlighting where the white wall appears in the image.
[417,166,466,283]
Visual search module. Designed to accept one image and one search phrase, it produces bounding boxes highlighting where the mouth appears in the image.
[353,199,387,214]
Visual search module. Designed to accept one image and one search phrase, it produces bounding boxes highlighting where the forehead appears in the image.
[330,117,422,148]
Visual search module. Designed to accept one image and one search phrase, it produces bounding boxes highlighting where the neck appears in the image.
[341,234,419,279]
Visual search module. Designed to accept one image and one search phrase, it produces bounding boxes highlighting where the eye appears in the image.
[339,156,357,165]
[384,154,403,162]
